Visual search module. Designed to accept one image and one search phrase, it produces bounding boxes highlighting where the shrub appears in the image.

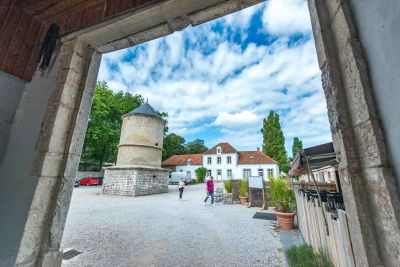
[287,245,333,267]
[268,177,295,212]
[191,179,198,184]
[239,179,248,197]
[224,180,233,193]
[195,167,207,183]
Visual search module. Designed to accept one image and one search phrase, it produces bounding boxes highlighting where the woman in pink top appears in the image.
[203,176,215,206]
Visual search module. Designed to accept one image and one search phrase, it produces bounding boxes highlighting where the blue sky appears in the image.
[98,0,332,158]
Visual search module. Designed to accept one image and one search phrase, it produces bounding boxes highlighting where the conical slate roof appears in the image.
[126,102,160,118]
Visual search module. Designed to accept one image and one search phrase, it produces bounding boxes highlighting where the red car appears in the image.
[79,176,100,186]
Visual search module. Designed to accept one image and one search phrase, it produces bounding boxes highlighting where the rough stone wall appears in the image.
[8,39,101,267]
[308,0,400,266]
[348,0,400,191]
[103,168,169,196]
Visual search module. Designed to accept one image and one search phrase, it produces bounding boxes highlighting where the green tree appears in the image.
[261,111,289,173]
[292,137,303,158]
[162,133,186,160]
[185,139,208,154]
[81,81,143,169]
[195,167,207,183]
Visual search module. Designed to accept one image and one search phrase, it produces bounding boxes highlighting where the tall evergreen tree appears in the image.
[261,111,289,173]
[292,137,303,158]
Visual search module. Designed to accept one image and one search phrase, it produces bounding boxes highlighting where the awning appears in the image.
[289,142,338,176]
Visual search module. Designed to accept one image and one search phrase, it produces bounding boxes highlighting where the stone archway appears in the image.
[0,0,398,266]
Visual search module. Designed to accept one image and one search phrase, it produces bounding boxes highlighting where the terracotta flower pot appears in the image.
[275,211,296,230]
[239,196,248,204]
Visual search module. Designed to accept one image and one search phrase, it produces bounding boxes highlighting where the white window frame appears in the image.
[187,159,192,166]
[207,157,212,164]
[207,170,212,176]
[258,169,264,178]
[227,169,232,178]
[217,147,221,154]
[217,169,222,176]
[267,168,274,178]
[227,156,231,164]
[243,169,251,178]
[217,156,221,164]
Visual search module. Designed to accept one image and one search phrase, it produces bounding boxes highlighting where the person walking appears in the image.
[178,178,185,199]
[203,176,215,206]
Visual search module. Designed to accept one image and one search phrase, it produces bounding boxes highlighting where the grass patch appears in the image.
[287,245,333,267]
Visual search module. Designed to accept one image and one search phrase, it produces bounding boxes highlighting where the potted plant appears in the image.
[268,177,296,229]
[224,180,233,193]
[239,179,249,204]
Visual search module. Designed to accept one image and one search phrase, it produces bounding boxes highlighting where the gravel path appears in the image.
[61,184,287,267]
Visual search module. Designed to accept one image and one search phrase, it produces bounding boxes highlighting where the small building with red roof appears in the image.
[162,153,203,180]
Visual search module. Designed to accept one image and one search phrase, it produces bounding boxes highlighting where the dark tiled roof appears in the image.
[126,102,160,118]
[238,151,278,164]
[162,154,203,166]
[203,142,237,154]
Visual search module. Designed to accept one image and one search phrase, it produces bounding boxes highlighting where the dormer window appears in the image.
[249,156,254,159]
[187,159,192,166]
[217,147,222,154]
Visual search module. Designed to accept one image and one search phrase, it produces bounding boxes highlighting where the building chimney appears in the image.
[257,147,260,151]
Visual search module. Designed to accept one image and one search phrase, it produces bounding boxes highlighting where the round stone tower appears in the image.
[117,103,165,167]
[103,102,169,196]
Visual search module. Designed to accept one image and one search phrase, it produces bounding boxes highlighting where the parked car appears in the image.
[79,176,100,186]
[169,172,192,185]
[74,180,80,187]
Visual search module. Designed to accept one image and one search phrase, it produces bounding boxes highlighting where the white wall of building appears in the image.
[236,164,279,180]
[201,153,279,181]
[174,164,202,180]
[202,153,238,180]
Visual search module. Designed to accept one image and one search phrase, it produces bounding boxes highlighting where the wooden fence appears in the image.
[294,189,355,267]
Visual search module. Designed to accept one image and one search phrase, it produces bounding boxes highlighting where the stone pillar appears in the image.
[15,39,101,267]
[308,0,400,266]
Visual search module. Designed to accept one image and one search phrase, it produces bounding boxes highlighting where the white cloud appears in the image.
[262,0,312,36]
[97,2,331,152]
[214,111,259,128]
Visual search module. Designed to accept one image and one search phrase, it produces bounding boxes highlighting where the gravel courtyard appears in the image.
[61,184,287,267]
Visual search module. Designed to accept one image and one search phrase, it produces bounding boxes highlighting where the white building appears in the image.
[161,153,202,180]
[162,142,279,181]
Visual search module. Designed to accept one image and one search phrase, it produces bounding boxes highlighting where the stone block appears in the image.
[84,52,102,96]
[47,172,76,250]
[353,119,387,168]
[44,105,77,155]
[324,0,347,24]
[40,251,63,267]
[63,154,81,179]
[32,152,67,178]
[17,177,59,263]
[308,0,327,68]
[68,109,90,156]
